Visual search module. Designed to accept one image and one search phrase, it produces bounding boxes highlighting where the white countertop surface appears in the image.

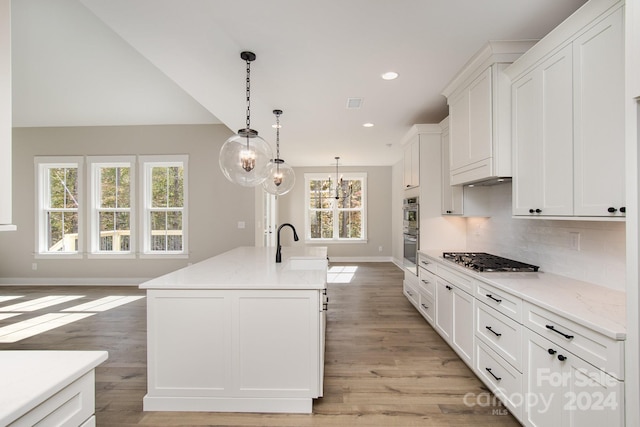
[420,250,626,340]
[0,350,108,426]
[140,246,328,290]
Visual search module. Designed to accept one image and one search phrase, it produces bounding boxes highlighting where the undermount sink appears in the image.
[286,257,328,271]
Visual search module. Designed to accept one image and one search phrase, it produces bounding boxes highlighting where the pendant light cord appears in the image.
[245,58,251,132]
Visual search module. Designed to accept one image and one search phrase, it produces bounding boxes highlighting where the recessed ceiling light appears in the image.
[363,123,374,128]
[381,71,399,80]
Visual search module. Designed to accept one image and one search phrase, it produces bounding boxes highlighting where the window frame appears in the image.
[87,156,136,259]
[34,156,84,258]
[304,172,367,243]
[139,155,189,258]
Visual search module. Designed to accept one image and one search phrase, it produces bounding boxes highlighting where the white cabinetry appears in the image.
[145,288,323,413]
[440,117,464,215]
[442,41,535,186]
[507,1,625,218]
[0,0,14,230]
[403,135,420,189]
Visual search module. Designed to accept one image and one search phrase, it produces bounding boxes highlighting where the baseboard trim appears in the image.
[0,277,149,286]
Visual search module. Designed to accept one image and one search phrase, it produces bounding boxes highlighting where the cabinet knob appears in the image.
[547,348,557,355]
[608,207,617,213]
[529,209,534,214]
[446,210,452,214]
[535,209,542,213]
[445,285,453,291]
[406,184,411,188]
[620,207,626,213]
[558,354,567,362]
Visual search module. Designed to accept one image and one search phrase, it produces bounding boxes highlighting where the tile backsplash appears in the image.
[465,183,626,291]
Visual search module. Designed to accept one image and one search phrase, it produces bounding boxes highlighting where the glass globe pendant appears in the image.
[219,51,273,187]
[263,110,295,196]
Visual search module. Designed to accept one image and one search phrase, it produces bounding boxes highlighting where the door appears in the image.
[451,287,474,367]
[435,278,453,342]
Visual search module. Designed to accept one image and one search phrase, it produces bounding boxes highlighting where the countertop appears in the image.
[420,250,626,340]
[140,246,328,290]
[0,350,108,426]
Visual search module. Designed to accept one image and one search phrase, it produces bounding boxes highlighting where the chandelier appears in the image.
[219,51,273,187]
[328,156,351,201]
[263,109,295,196]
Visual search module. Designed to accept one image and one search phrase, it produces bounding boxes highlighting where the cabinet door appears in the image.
[468,68,493,164]
[403,142,413,189]
[435,279,453,342]
[513,45,573,216]
[441,126,463,214]
[451,287,474,367]
[573,8,625,216]
[411,137,420,187]
[449,90,470,173]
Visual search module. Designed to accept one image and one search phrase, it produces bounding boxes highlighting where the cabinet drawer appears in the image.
[436,263,475,295]
[10,371,95,427]
[475,303,522,371]
[418,254,437,275]
[475,339,523,421]
[418,291,435,326]
[475,280,523,322]
[403,280,419,308]
[523,302,624,379]
[418,268,436,298]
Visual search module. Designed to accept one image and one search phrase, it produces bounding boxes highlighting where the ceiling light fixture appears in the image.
[328,156,352,201]
[219,51,273,187]
[381,71,399,80]
[263,109,295,196]
[363,123,374,128]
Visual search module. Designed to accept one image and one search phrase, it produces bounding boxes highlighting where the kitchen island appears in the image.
[140,246,328,414]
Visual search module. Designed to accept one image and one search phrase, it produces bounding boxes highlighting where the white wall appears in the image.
[466,182,625,291]
[277,165,393,261]
[0,124,256,283]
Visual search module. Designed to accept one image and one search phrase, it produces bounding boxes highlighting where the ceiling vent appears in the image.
[346,97,363,109]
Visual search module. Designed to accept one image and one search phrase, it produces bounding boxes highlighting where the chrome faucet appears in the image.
[276,223,299,263]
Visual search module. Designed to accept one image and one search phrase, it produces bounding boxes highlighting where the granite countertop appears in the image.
[140,246,328,290]
[420,250,626,340]
[0,350,108,426]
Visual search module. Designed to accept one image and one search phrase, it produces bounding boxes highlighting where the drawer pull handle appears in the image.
[485,367,502,381]
[545,324,574,340]
[486,294,502,303]
[421,280,430,284]
[406,291,413,297]
[548,348,557,355]
[558,354,567,362]
[445,285,453,291]
[421,260,430,265]
[485,326,502,337]
[421,303,429,310]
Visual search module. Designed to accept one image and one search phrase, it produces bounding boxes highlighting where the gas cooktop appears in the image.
[442,252,539,272]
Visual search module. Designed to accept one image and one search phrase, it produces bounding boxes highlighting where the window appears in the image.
[35,157,83,257]
[88,157,135,256]
[305,173,367,242]
[140,155,188,256]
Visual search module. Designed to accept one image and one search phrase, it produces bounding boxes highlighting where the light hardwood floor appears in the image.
[0,263,521,426]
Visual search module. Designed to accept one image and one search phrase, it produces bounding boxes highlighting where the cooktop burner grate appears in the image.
[442,252,539,272]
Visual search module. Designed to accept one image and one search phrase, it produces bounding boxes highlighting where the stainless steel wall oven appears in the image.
[402,197,419,274]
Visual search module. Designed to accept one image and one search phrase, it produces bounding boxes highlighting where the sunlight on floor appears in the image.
[0,295,145,343]
[327,266,358,283]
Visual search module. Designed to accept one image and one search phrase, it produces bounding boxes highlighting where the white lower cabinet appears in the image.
[434,276,475,367]
[524,329,623,427]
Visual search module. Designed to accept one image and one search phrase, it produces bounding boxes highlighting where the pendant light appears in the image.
[328,156,351,201]
[263,109,295,196]
[219,51,273,187]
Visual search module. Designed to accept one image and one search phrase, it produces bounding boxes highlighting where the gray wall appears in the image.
[277,166,393,260]
[0,124,256,283]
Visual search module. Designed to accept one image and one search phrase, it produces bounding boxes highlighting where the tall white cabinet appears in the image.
[507,0,625,218]
[0,0,14,231]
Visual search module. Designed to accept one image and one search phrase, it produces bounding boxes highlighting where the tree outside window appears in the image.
[305,173,366,242]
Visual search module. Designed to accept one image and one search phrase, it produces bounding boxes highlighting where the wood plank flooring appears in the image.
[0,263,521,426]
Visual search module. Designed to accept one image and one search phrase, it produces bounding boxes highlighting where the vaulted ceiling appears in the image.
[12,0,587,166]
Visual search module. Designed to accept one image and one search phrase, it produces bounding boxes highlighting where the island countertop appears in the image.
[140,246,328,290]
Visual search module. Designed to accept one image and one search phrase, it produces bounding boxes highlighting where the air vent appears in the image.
[346,97,363,109]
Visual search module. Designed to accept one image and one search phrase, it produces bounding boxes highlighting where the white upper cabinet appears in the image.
[507,0,625,218]
[442,41,536,186]
[440,117,464,215]
[0,0,14,231]
[403,135,420,189]
[573,7,625,216]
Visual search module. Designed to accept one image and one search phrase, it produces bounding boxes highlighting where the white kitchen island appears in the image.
[140,246,328,414]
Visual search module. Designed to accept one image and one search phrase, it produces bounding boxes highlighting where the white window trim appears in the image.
[304,172,367,243]
[34,156,84,259]
[139,155,189,258]
[87,156,136,259]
